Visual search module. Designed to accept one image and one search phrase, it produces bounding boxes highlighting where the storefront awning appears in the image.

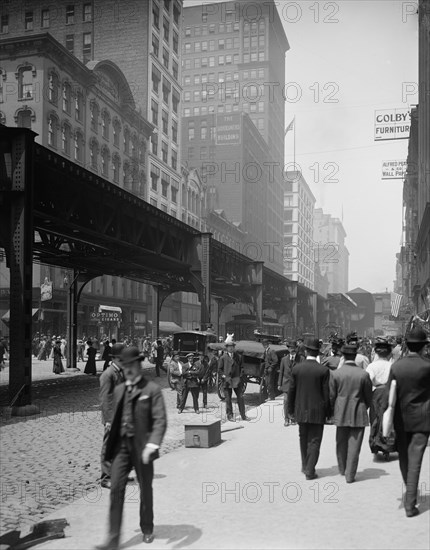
[147,321,184,334]
[99,305,122,313]
[2,308,39,324]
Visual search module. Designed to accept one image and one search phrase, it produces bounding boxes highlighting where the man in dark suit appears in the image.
[218,337,249,422]
[179,353,203,413]
[262,339,279,401]
[99,343,125,489]
[278,344,293,426]
[384,328,430,517]
[330,343,373,483]
[288,338,330,480]
[97,347,167,549]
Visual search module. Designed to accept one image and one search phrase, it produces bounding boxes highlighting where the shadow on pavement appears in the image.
[316,465,341,477]
[122,524,202,549]
[356,467,389,481]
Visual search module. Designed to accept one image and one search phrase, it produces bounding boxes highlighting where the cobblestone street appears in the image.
[0,359,257,536]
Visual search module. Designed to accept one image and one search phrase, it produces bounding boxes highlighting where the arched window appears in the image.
[48,70,59,104]
[138,139,146,165]
[112,118,121,147]
[75,90,83,122]
[16,64,36,100]
[16,108,33,128]
[112,153,121,183]
[61,122,71,155]
[90,100,99,132]
[101,145,110,177]
[101,109,110,139]
[47,113,59,147]
[123,161,131,189]
[74,130,84,162]
[89,137,99,171]
[62,81,71,114]
[123,126,130,155]
[131,133,138,159]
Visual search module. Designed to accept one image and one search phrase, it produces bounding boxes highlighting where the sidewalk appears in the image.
[32,398,429,550]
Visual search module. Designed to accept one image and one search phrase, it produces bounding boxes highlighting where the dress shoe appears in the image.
[100,479,111,489]
[241,416,251,421]
[284,421,290,427]
[227,415,234,422]
[306,473,318,480]
[195,409,200,414]
[178,410,183,414]
[406,507,419,517]
[346,478,355,484]
[143,533,154,543]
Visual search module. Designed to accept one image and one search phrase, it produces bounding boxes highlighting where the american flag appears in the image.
[391,292,403,317]
[285,117,295,136]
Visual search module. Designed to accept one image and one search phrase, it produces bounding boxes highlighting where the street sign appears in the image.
[90,311,121,322]
[381,160,407,180]
[374,109,411,141]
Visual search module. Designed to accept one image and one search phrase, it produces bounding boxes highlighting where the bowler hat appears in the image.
[341,343,358,355]
[304,338,320,351]
[406,328,429,344]
[111,343,124,358]
[374,337,392,350]
[119,346,144,365]
[186,352,194,358]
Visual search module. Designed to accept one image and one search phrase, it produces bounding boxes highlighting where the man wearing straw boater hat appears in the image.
[384,328,430,517]
[97,346,167,548]
[218,334,249,422]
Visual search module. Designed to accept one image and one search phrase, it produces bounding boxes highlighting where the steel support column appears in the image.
[253,262,264,329]
[66,271,78,369]
[6,129,38,412]
[151,286,160,341]
[200,233,211,330]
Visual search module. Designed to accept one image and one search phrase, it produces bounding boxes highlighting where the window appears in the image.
[150,164,160,190]
[172,119,178,143]
[101,109,110,139]
[194,58,200,69]
[112,118,121,147]
[151,133,158,155]
[139,140,146,164]
[171,187,178,203]
[188,122,195,141]
[83,3,92,22]
[161,172,170,197]
[90,100,99,132]
[225,54,232,64]
[173,30,178,53]
[184,59,191,69]
[17,109,32,129]
[200,120,207,139]
[48,114,58,146]
[25,11,33,31]
[183,107,190,117]
[164,0,171,12]
[66,5,74,25]
[185,26,191,37]
[152,34,159,57]
[151,198,157,207]
[62,81,71,113]
[74,130,83,162]
[18,66,34,100]
[66,34,74,53]
[171,149,177,170]
[152,2,160,28]
[193,90,200,102]
[162,79,170,104]
[173,2,180,25]
[152,65,161,93]
[0,15,9,34]
[90,138,99,170]
[218,55,224,65]
[201,57,208,68]
[219,23,225,33]
[112,153,120,183]
[161,141,168,163]
[123,127,130,154]
[209,40,215,51]
[209,23,215,33]
[151,99,158,124]
[183,91,191,102]
[200,146,208,160]
[219,39,225,50]
[162,47,169,69]
[163,17,169,42]
[195,42,201,53]
[172,89,179,114]
[202,40,208,51]
[172,59,178,80]
[83,32,92,63]
[132,134,139,160]
[194,25,201,36]
[193,106,200,116]
[162,110,168,134]
[123,161,131,188]
[60,122,71,155]
[41,9,50,28]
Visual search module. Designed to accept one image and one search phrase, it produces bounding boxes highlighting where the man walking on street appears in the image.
[97,346,167,549]
[218,335,249,422]
[99,343,124,489]
[262,339,279,401]
[288,338,330,480]
[330,342,373,483]
[384,328,430,517]
[278,344,293,426]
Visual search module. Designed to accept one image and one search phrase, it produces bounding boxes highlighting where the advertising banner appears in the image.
[374,109,411,141]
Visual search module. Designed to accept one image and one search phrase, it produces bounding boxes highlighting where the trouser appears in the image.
[101,426,111,481]
[265,369,276,400]
[395,427,429,511]
[155,360,163,377]
[298,423,324,476]
[336,426,365,482]
[108,436,154,548]
[282,392,289,423]
[224,386,246,419]
[180,385,199,411]
[200,381,208,407]
[173,381,183,408]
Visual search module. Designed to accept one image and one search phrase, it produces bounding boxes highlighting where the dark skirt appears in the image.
[369,385,396,454]
[53,355,64,374]
[84,349,97,375]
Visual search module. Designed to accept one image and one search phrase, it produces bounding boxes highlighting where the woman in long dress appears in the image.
[84,340,97,375]
[52,340,64,374]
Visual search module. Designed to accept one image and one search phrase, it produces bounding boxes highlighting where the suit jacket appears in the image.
[385,354,430,433]
[104,377,167,461]
[99,361,124,424]
[322,355,341,371]
[169,359,183,385]
[278,355,293,392]
[288,359,330,424]
[329,361,372,427]
[182,362,204,388]
[218,351,243,389]
[263,347,279,373]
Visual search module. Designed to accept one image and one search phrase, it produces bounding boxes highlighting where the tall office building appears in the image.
[283,171,316,290]
[182,0,290,273]
[313,208,349,294]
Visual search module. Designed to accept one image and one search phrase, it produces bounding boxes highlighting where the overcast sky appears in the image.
[184,0,419,293]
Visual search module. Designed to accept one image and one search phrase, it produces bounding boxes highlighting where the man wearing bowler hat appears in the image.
[97,346,167,549]
[384,328,430,517]
[218,334,249,422]
[330,342,372,483]
[178,352,203,414]
[288,337,330,480]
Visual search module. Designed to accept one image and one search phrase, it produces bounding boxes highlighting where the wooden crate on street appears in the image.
[184,419,221,448]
